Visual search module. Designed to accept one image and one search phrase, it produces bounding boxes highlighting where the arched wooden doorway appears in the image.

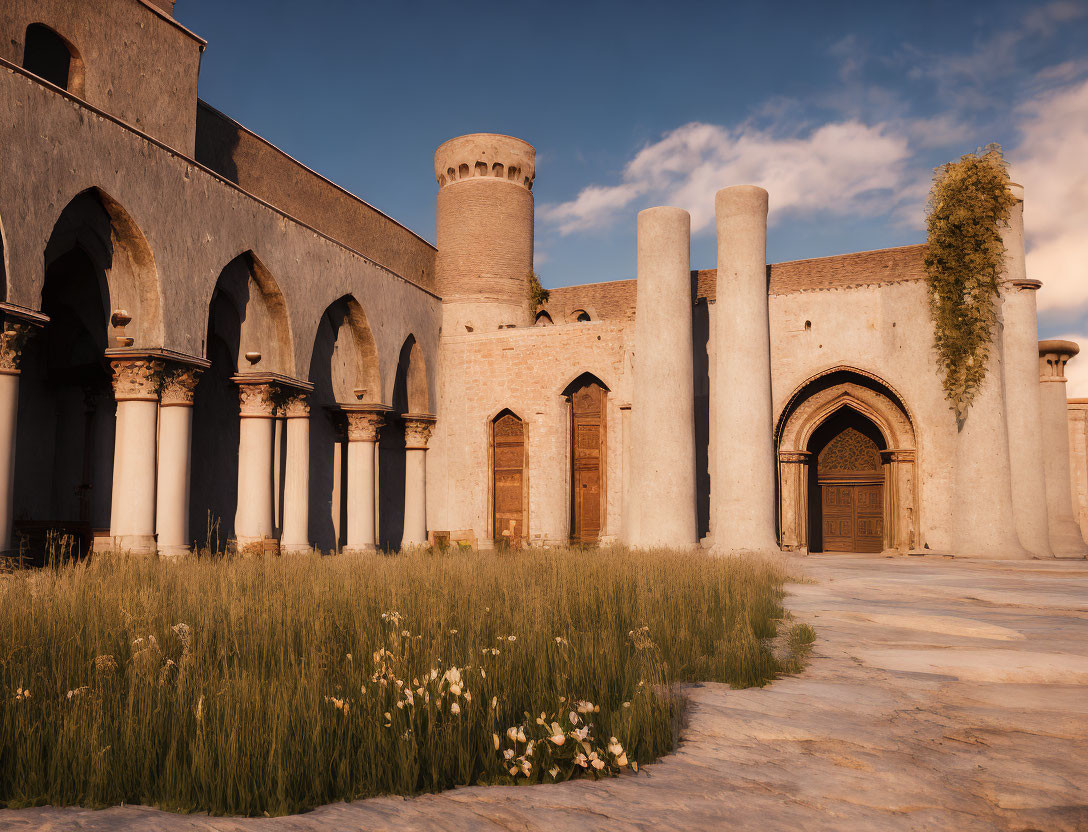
[776,367,918,554]
[491,410,527,545]
[808,410,885,553]
[565,373,607,545]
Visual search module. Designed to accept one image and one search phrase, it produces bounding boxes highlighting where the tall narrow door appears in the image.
[570,380,605,544]
[492,412,525,543]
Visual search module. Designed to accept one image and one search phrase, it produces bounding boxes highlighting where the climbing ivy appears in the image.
[925,144,1016,422]
[527,270,550,311]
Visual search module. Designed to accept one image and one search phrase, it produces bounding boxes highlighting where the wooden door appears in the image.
[570,379,605,544]
[492,412,525,544]
[816,425,884,553]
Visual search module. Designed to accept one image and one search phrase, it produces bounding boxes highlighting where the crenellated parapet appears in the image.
[435,134,536,191]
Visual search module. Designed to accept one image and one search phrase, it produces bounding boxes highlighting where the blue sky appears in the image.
[179,0,1088,383]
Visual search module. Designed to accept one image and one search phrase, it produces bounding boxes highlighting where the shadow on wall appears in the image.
[189,287,243,550]
[692,294,710,539]
[378,338,418,550]
[194,101,240,185]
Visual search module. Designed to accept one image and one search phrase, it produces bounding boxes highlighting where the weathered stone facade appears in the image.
[1,0,1083,560]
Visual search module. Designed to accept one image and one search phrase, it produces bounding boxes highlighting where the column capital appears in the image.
[109,355,165,401]
[344,405,389,442]
[235,379,278,417]
[1008,278,1042,292]
[281,391,311,419]
[1039,339,1079,382]
[403,413,437,450]
[778,450,811,464]
[160,363,205,406]
[0,303,48,374]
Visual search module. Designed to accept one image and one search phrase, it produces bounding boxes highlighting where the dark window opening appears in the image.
[23,24,74,91]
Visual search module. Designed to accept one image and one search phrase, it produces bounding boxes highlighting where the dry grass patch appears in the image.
[0,546,807,816]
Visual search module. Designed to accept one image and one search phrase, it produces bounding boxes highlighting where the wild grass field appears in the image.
[0,547,812,816]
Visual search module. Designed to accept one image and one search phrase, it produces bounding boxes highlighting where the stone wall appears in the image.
[429,319,630,546]
[195,102,436,292]
[0,0,203,155]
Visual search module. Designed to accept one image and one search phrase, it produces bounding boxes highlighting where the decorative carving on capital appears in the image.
[160,365,204,406]
[346,409,385,442]
[237,382,278,417]
[0,321,35,373]
[403,415,436,450]
[282,393,311,419]
[110,357,165,401]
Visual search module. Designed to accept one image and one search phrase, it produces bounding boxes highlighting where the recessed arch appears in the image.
[534,310,553,326]
[572,309,591,323]
[44,188,163,348]
[203,251,294,376]
[776,367,918,553]
[392,334,429,415]
[308,294,381,406]
[561,370,612,398]
[23,23,85,96]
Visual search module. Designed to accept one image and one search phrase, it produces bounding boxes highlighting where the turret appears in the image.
[434,134,535,333]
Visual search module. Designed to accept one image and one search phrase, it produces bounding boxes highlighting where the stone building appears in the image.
[0,0,1084,560]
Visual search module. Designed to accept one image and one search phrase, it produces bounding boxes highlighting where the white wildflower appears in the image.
[548,766,560,779]
[450,701,461,715]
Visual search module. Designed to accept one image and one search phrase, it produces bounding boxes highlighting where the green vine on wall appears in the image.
[925,144,1016,423]
[527,270,550,311]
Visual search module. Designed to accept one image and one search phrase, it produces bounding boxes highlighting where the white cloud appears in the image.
[1011,78,1088,315]
[540,120,911,235]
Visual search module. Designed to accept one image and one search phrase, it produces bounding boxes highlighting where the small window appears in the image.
[23,24,79,93]
[574,310,591,323]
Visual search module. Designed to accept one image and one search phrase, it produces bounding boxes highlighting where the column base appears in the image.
[157,544,191,558]
[236,536,279,557]
[281,542,313,555]
[107,534,157,555]
[342,544,376,555]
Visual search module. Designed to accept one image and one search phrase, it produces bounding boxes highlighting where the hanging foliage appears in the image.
[527,270,550,311]
[924,143,1016,422]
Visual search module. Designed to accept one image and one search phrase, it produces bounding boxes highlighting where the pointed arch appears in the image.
[561,370,611,398]
[308,294,381,405]
[392,334,429,414]
[564,372,609,544]
[204,251,294,376]
[44,188,163,348]
[775,367,918,554]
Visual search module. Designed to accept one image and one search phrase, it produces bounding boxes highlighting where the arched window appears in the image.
[573,310,591,323]
[534,310,553,327]
[23,24,83,94]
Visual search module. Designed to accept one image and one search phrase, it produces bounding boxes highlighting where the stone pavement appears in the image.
[3,554,1087,831]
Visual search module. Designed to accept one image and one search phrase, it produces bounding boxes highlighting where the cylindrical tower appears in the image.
[712,185,779,556]
[435,134,535,334]
[1038,340,1088,557]
[630,206,697,549]
[1001,184,1053,557]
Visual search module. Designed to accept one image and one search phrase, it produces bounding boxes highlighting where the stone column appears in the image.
[1000,184,1053,557]
[619,402,636,545]
[281,393,311,553]
[1038,341,1088,557]
[951,307,1030,559]
[234,379,278,555]
[109,355,164,553]
[343,407,386,553]
[777,452,809,552]
[713,185,779,555]
[631,206,697,549]
[402,414,436,548]
[0,315,41,553]
[1067,399,1088,541]
[155,363,204,556]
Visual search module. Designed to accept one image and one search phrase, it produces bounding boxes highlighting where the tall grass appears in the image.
[0,547,806,816]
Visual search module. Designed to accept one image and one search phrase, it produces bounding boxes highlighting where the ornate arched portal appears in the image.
[776,368,918,553]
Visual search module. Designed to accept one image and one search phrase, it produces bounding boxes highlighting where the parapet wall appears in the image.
[196,101,436,291]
